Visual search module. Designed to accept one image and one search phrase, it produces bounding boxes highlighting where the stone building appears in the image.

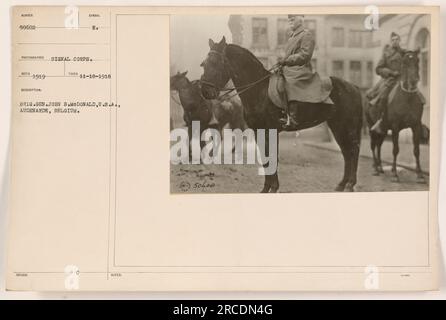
[227,14,430,141]
[228,14,377,93]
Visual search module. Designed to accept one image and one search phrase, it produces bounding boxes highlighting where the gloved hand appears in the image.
[390,70,400,77]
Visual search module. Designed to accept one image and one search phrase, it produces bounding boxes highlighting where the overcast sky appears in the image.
[170,15,232,80]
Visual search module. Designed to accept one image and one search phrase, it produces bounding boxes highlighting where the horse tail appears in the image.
[421,124,430,144]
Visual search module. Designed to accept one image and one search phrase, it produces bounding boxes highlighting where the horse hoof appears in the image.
[343,183,355,192]
[269,188,279,193]
[391,176,400,183]
[260,187,270,193]
[335,184,345,192]
[378,166,385,174]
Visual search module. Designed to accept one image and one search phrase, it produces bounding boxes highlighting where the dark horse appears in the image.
[170,71,247,137]
[365,49,426,183]
[200,37,363,192]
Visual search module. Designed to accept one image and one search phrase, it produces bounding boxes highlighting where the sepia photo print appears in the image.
[170,14,431,193]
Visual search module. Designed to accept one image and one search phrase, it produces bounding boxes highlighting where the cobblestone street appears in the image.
[171,133,429,193]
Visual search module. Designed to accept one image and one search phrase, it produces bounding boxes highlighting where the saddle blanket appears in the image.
[268,71,334,110]
[369,82,426,106]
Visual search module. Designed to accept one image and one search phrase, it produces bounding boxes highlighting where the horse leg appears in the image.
[260,169,279,194]
[255,129,270,193]
[260,175,271,193]
[376,134,385,173]
[268,130,280,193]
[329,104,361,192]
[370,132,380,176]
[344,133,360,192]
[336,150,351,191]
[327,123,351,191]
[391,129,400,182]
[226,120,237,154]
[258,129,280,193]
[412,123,426,184]
[188,125,193,161]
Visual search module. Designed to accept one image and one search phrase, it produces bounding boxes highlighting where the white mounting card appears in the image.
[7,6,440,291]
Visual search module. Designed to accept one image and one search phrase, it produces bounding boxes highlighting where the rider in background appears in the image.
[367,32,406,134]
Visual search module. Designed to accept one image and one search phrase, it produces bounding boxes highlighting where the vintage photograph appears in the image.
[170,14,431,193]
[6,6,440,293]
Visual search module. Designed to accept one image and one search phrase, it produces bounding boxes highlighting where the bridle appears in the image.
[399,52,420,93]
[199,50,231,92]
[200,49,279,101]
[400,81,419,93]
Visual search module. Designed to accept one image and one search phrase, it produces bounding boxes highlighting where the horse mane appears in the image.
[226,44,270,75]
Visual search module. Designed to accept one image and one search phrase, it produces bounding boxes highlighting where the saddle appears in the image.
[268,71,334,109]
[369,82,426,107]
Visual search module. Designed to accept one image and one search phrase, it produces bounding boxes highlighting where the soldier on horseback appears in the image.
[367,32,406,134]
[276,14,333,130]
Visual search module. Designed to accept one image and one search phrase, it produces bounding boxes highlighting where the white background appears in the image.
[0,0,445,299]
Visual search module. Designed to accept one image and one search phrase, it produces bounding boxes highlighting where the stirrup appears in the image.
[278,114,290,125]
[281,114,298,130]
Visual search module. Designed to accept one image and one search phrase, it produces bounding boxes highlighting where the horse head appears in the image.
[200,36,231,99]
[401,49,420,92]
[170,71,218,129]
[170,70,189,91]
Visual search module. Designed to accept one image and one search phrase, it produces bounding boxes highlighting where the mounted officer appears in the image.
[276,14,333,130]
[367,32,406,134]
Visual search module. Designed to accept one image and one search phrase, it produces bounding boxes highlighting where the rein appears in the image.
[399,51,420,93]
[217,72,276,101]
[201,49,280,101]
[399,81,418,93]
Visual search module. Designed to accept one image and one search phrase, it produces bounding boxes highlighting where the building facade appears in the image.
[228,14,378,93]
[228,14,430,141]
[372,14,430,128]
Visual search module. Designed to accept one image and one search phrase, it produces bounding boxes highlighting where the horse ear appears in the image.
[220,36,227,45]
[181,71,188,77]
[209,38,215,48]
[415,47,421,54]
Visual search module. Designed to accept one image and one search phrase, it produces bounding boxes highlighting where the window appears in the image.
[332,60,344,78]
[277,18,288,46]
[331,27,344,47]
[366,61,374,88]
[415,28,430,87]
[349,61,362,86]
[252,17,268,48]
[304,19,317,43]
[349,30,363,48]
[363,31,374,48]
